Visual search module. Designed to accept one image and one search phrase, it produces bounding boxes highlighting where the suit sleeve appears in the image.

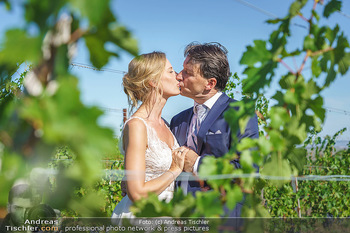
[197,113,259,170]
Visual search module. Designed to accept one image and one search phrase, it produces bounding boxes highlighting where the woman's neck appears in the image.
[135,95,167,125]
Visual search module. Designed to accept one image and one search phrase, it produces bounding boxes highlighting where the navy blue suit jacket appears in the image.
[170,93,259,193]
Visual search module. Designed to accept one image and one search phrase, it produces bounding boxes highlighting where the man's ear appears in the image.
[205,78,217,91]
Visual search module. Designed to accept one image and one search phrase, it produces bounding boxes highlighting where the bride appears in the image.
[112,52,188,221]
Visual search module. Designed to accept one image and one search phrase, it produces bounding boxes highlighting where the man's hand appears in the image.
[183,148,199,173]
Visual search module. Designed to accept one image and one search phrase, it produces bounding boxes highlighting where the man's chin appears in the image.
[180,91,193,99]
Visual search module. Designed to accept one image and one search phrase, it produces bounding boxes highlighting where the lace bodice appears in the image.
[121,116,179,199]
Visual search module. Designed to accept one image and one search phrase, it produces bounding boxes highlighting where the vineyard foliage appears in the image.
[0,0,137,216]
[263,128,350,217]
[0,0,349,226]
[129,0,350,221]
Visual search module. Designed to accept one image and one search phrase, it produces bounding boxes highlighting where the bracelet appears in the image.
[166,170,176,180]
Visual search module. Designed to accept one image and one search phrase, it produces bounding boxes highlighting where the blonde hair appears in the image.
[123,52,166,110]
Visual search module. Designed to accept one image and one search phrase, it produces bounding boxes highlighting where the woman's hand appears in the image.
[170,146,188,172]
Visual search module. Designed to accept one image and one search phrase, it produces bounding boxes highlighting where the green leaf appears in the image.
[84,33,112,69]
[172,190,196,217]
[226,186,243,210]
[225,99,256,144]
[240,40,271,66]
[54,45,70,76]
[0,0,12,10]
[286,118,307,143]
[303,79,320,99]
[84,25,138,69]
[308,96,325,123]
[266,18,283,24]
[311,57,322,77]
[261,155,291,186]
[242,61,278,94]
[272,91,285,106]
[240,150,255,173]
[279,74,296,89]
[269,107,290,129]
[238,115,250,136]
[131,193,170,217]
[257,137,272,156]
[303,35,316,51]
[323,0,341,18]
[312,10,320,22]
[237,137,256,151]
[198,156,217,177]
[69,0,112,26]
[325,25,340,45]
[0,152,28,206]
[110,25,139,56]
[333,33,349,64]
[269,130,285,151]
[286,148,306,172]
[338,53,350,75]
[195,191,223,217]
[319,52,331,72]
[24,0,66,29]
[324,67,336,87]
[0,29,42,66]
[289,0,308,17]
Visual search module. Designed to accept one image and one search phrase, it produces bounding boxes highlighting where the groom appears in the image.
[170,42,259,216]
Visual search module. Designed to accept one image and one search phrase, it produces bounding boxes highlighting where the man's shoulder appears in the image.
[217,93,236,109]
[172,107,192,121]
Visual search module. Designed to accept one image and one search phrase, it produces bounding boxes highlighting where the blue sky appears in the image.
[1,0,349,140]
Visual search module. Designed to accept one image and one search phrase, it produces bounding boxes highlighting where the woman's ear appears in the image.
[148,80,157,88]
[205,78,217,91]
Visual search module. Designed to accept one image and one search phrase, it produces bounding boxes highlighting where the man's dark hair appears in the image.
[8,184,33,204]
[184,42,230,91]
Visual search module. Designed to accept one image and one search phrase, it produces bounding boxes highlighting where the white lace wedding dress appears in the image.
[111,116,179,223]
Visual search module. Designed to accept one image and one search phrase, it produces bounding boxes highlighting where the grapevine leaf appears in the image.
[303,35,316,51]
[240,40,271,66]
[269,107,290,129]
[311,57,322,77]
[312,10,320,22]
[324,67,336,87]
[69,0,112,26]
[323,0,341,18]
[309,96,325,122]
[338,53,350,75]
[279,74,296,89]
[269,130,285,152]
[261,155,291,186]
[0,29,42,66]
[325,24,339,46]
[195,191,223,217]
[289,0,308,17]
[109,25,139,56]
[242,61,277,94]
[24,0,66,29]
[85,33,112,69]
[286,148,306,172]
[226,186,243,210]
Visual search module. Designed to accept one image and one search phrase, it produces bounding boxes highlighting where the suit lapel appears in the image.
[178,108,194,146]
[196,93,231,153]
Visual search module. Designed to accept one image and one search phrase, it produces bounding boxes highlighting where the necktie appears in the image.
[189,104,207,152]
[182,104,208,194]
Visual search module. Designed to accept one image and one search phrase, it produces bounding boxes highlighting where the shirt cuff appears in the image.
[192,157,201,175]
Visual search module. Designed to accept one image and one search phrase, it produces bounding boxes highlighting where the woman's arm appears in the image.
[124,119,186,202]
